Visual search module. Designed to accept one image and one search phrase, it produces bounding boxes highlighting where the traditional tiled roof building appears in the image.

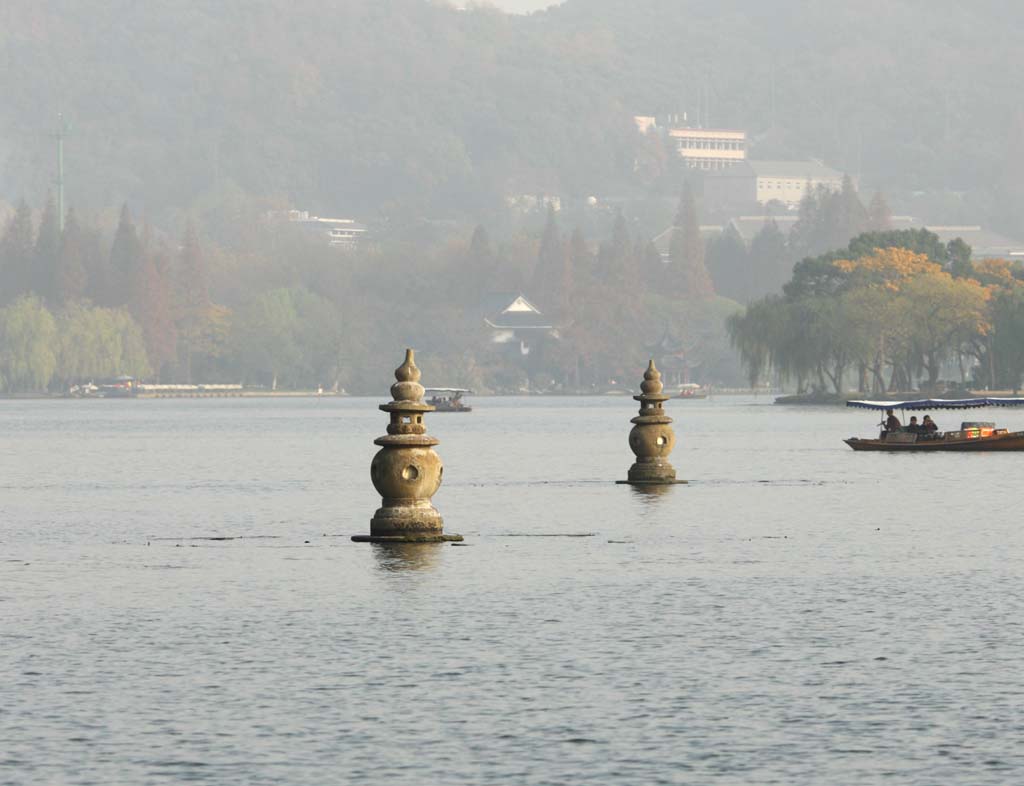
[481,293,558,356]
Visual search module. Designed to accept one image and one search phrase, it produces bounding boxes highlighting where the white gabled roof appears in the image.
[503,295,540,314]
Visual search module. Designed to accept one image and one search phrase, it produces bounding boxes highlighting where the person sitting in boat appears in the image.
[884,409,901,433]
[922,415,938,433]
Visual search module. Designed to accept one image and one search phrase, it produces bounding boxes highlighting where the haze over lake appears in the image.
[3,397,1022,784]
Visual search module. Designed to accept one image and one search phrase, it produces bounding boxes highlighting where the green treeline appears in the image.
[0,195,740,394]
[0,296,149,394]
[728,230,1024,394]
[0,198,189,393]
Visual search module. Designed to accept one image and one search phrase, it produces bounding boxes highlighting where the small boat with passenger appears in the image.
[844,397,1024,451]
[675,383,709,400]
[425,388,473,412]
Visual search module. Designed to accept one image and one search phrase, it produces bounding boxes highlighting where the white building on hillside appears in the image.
[705,160,847,208]
[668,127,747,171]
[634,115,747,171]
[270,209,368,247]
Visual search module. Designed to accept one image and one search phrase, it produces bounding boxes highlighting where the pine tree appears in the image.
[834,174,868,248]
[598,211,636,289]
[55,208,87,305]
[705,224,748,302]
[669,181,713,298]
[33,195,61,302]
[108,204,144,306]
[129,247,177,377]
[176,223,210,383]
[467,224,493,266]
[0,200,35,304]
[749,219,789,297]
[867,191,892,231]
[567,227,591,297]
[531,205,565,310]
[462,224,495,301]
[788,185,820,259]
[179,223,209,308]
[559,230,576,315]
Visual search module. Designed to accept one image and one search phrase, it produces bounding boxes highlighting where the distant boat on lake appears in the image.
[425,388,472,412]
[675,383,709,400]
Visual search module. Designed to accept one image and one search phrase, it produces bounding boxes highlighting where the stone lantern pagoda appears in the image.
[617,359,687,485]
[352,349,463,543]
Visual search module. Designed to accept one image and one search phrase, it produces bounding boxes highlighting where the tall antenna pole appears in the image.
[55,113,70,232]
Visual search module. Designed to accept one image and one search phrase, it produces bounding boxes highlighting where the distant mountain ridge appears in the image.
[1,0,1023,234]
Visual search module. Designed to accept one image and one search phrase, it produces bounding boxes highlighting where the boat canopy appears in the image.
[847,397,1024,411]
[425,388,472,394]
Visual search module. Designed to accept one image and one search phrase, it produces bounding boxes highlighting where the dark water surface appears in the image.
[2,396,1023,785]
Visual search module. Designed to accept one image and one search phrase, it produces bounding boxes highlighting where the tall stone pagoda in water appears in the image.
[617,359,687,485]
[353,349,463,543]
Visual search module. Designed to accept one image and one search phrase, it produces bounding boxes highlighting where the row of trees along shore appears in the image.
[727,228,1024,394]
[0,177,904,396]
[0,197,220,394]
[0,192,738,395]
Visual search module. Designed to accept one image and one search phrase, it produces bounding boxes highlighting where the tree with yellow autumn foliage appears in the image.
[729,237,1008,394]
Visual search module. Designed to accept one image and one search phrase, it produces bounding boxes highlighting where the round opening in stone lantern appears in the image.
[352,349,463,543]
[616,359,687,486]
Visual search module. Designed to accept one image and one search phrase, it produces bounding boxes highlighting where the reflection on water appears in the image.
[370,542,445,572]
[627,482,680,501]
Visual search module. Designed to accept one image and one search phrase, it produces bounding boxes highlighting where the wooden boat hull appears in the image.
[845,432,1024,451]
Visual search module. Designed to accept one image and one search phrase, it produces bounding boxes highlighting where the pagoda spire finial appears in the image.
[640,359,663,396]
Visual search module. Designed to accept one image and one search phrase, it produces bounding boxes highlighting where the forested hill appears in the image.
[2,0,1024,232]
[0,0,635,223]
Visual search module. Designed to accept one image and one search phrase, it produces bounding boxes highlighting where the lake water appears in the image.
[2,396,1023,785]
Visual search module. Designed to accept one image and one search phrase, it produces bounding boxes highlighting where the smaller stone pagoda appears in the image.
[617,359,687,485]
[352,349,463,543]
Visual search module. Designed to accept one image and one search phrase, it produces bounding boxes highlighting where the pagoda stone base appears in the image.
[616,479,688,485]
[352,503,462,543]
[619,460,686,485]
[352,533,464,543]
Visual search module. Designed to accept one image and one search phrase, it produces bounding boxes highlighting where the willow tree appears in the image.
[55,304,151,383]
[0,295,58,393]
[727,296,778,388]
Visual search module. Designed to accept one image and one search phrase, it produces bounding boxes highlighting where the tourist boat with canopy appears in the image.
[844,397,1024,451]
[425,388,473,412]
